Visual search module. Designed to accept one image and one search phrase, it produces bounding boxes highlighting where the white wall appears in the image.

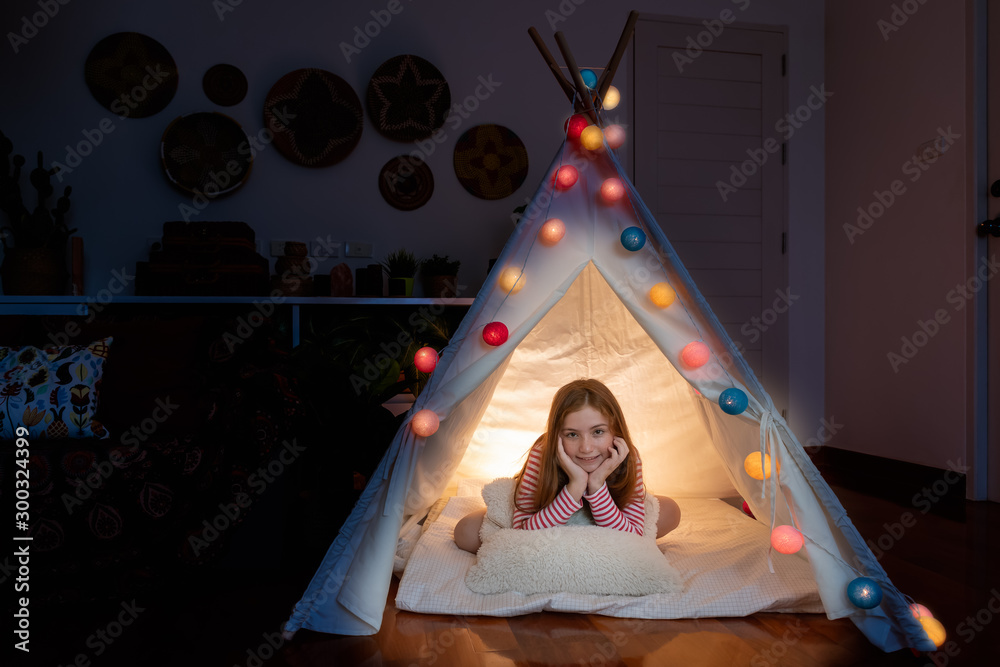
[0,0,825,441]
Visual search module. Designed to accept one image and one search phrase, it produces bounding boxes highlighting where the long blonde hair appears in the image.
[515,379,641,512]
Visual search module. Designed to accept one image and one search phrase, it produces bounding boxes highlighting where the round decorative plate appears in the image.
[263,68,363,168]
[378,156,434,211]
[160,112,253,197]
[85,32,178,118]
[203,63,247,106]
[453,124,529,200]
[367,55,450,142]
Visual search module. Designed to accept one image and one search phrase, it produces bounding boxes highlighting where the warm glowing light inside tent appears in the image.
[910,603,933,619]
[649,282,676,308]
[680,341,710,368]
[719,388,749,415]
[580,68,598,89]
[411,409,439,437]
[620,226,646,251]
[600,178,625,203]
[604,124,626,149]
[770,525,804,554]
[580,125,604,150]
[538,218,566,246]
[741,501,754,518]
[603,85,621,110]
[565,114,588,139]
[919,616,946,647]
[555,166,579,189]
[413,347,439,373]
[498,267,525,294]
[483,321,509,346]
[743,452,777,480]
[846,577,883,609]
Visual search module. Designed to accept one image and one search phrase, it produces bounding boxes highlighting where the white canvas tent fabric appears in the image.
[283,125,935,653]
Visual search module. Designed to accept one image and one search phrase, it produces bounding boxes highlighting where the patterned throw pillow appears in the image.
[0,338,113,440]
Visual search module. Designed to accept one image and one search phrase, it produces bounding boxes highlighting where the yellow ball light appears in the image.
[580,125,604,150]
[538,218,566,246]
[918,615,946,648]
[603,85,621,110]
[743,452,779,480]
[498,266,525,294]
[411,409,439,437]
[649,282,676,308]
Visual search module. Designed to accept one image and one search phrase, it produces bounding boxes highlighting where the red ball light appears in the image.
[680,341,711,368]
[564,114,588,140]
[599,177,625,203]
[414,346,439,373]
[554,165,579,190]
[741,501,755,519]
[482,321,509,346]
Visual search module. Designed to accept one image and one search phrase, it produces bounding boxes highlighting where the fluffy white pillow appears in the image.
[465,478,682,597]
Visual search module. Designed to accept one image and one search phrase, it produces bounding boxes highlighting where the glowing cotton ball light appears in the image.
[770,525,804,554]
[604,124,626,149]
[413,346,439,373]
[538,218,566,246]
[847,577,883,609]
[600,178,625,203]
[743,452,776,480]
[649,282,676,308]
[680,341,710,368]
[910,603,933,619]
[580,68,598,89]
[411,409,439,437]
[620,226,646,251]
[580,125,604,151]
[565,114,589,140]
[498,267,525,294]
[919,616,947,648]
[741,501,755,519]
[555,165,578,189]
[719,387,749,415]
[482,321,509,346]
[603,85,621,110]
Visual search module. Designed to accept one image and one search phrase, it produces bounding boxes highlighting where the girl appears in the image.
[454,378,681,553]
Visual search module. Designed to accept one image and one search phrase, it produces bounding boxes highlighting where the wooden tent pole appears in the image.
[596,10,639,108]
[527,26,580,109]
[553,31,600,125]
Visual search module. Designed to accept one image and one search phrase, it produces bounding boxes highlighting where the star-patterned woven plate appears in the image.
[367,55,450,142]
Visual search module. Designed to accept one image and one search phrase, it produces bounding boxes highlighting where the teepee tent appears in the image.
[284,14,937,654]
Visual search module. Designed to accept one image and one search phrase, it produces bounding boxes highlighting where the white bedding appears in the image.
[395,494,824,618]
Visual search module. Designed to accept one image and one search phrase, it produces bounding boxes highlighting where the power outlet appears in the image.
[344,242,373,258]
[311,240,341,258]
[270,240,287,257]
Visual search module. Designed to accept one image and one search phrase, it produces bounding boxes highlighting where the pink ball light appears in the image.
[413,347,439,373]
[554,165,579,190]
[770,525,804,554]
[482,321,509,346]
[604,124,626,149]
[538,218,566,246]
[600,178,625,203]
[411,409,440,437]
[910,603,933,619]
[680,341,711,368]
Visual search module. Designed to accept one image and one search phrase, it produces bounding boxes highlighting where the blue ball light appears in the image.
[620,226,646,251]
[580,69,598,89]
[719,388,749,415]
[847,577,883,609]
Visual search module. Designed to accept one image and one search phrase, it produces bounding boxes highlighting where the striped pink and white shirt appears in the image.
[512,444,645,535]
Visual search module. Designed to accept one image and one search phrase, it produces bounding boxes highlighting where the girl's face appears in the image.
[560,405,614,472]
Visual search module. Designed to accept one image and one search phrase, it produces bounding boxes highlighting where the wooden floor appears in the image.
[29,480,1000,667]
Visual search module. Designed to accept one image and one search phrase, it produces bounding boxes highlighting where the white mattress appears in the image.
[396,494,824,618]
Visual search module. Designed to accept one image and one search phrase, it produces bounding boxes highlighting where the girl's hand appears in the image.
[588,436,629,495]
[556,436,588,499]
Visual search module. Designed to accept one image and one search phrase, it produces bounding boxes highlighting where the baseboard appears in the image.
[809,446,966,520]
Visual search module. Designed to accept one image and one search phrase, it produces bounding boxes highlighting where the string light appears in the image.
[414,347,439,373]
[411,409,439,437]
[539,218,566,246]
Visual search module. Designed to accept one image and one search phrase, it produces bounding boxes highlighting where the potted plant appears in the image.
[0,130,75,295]
[382,248,418,297]
[420,254,460,299]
